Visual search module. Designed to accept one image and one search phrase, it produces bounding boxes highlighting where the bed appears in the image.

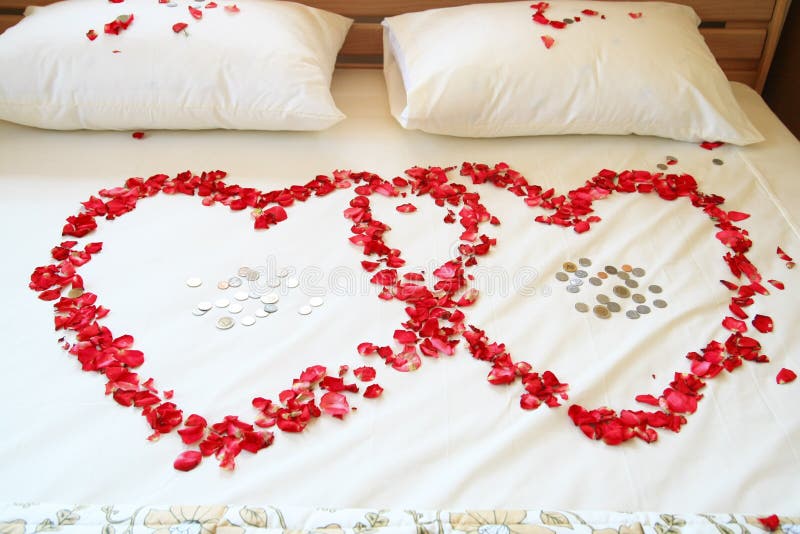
[0,1,798,533]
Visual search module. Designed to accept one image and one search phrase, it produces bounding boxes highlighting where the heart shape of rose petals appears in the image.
[31,163,783,469]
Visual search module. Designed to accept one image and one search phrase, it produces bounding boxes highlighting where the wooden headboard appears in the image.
[0,0,790,92]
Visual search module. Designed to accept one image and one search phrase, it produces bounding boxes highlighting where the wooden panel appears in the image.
[724,70,758,86]
[340,22,383,56]
[701,28,765,59]
[0,0,778,21]
[0,13,21,34]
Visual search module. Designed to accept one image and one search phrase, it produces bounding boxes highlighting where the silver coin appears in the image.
[197,301,213,311]
[570,278,584,287]
[626,310,640,320]
[632,293,646,304]
[657,163,668,171]
[229,303,243,314]
[597,294,610,304]
[606,301,621,313]
[246,271,260,281]
[309,297,324,307]
[575,302,589,313]
[625,279,639,289]
[712,158,724,166]
[185,277,202,288]
[216,316,234,330]
[579,257,592,267]
[191,308,207,316]
[268,279,281,288]
[248,291,261,299]
[613,285,631,299]
[240,315,256,327]
[214,298,230,308]
[263,303,278,313]
[566,285,580,294]
[238,267,251,277]
[636,305,651,314]
[234,291,248,301]
[298,305,312,315]
[261,293,279,304]
[575,270,588,278]
[563,17,574,24]
[277,269,289,278]
[589,277,602,286]
[167,2,177,6]
[228,277,242,288]
[605,265,618,275]
[286,278,300,288]
[632,267,645,277]
[648,285,663,294]
[255,309,269,318]
[617,271,630,281]
[653,299,668,309]
[555,272,569,282]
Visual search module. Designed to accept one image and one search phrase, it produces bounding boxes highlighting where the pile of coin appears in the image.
[185,265,325,330]
[555,259,668,320]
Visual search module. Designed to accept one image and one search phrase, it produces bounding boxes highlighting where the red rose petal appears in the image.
[173,450,202,471]
[319,392,350,417]
[189,6,202,19]
[581,9,598,15]
[751,314,774,334]
[363,384,384,398]
[777,246,793,262]
[777,368,797,384]
[722,316,747,333]
[206,2,217,7]
[700,141,724,150]
[758,514,780,531]
[353,366,376,382]
[86,29,98,41]
[628,12,643,19]
[132,131,145,140]
[396,203,417,213]
[172,22,188,33]
[541,35,555,49]
[768,279,785,290]
[224,4,239,13]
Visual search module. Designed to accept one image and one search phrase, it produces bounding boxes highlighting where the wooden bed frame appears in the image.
[0,0,790,92]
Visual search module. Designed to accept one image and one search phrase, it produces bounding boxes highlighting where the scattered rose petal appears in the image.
[86,29,98,41]
[396,203,417,213]
[189,6,202,19]
[752,314,774,333]
[777,246,793,262]
[541,35,555,49]
[206,2,217,7]
[364,384,384,398]
[628,12,643,19]
[132,131,145,140]
[224,4,239,13]
[319,392,350,417]
[700,141,725,150]
[173,450,202,471]
[768,279,784,290]
[758,515,780,531]
[777,368,797,384]
[172,22,188,33]
[353,366,376,382]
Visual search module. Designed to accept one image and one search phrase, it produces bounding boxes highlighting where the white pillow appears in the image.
[0,0,352,130]
[383,1,763,144]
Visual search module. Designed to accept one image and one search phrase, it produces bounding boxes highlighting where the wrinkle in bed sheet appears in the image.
[0,71,798,515]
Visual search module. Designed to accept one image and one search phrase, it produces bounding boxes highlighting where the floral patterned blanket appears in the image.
[1,505,797,534]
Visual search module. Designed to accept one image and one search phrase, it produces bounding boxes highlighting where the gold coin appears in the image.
[622,264,632,273]
[563,262,578,273]
[593,305,611,319]
[613,285,631,299]
[598,272,608,280]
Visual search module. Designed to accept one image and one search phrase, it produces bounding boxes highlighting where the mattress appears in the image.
[0,70,798,530]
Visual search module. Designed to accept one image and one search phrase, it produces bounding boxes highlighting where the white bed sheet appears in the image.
[0,70,798,516]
